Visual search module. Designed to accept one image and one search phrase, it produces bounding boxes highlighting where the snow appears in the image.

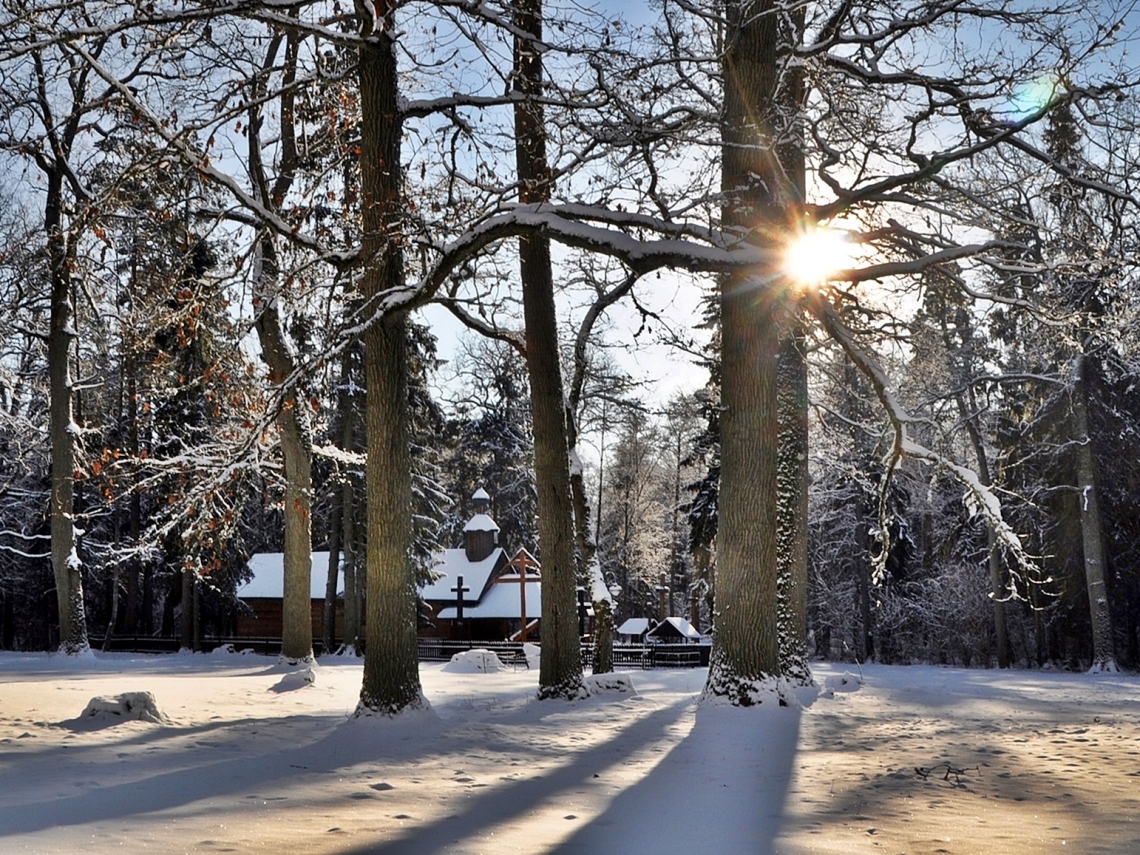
[461,512,499,533]
[436,579,541,619]
[241,552,341,599]
[616,617,651,636]
[646,616,702,641]
[3,654,1140,854]
[418,547,506,601]
[441,649,507,673]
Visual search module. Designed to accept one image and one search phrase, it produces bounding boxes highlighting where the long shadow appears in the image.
[0,711,372,837]
[336,697,697,855]
[546,701,802,854]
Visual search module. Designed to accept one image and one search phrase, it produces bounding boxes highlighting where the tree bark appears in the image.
[249,31,314,665]
[356,15,424,713]
[1072,355,1117,671]
[776,319,811,684]
[46,166,89,655]
[513,0,584,698]
[705,0,788,703]
[957,392,1011,668]
[253,240,315,664]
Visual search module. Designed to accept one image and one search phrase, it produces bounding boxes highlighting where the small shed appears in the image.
[236,552,342,641]
[616,618,651,643]
[646,616,703,644]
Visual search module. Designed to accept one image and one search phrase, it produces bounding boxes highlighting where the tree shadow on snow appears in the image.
[335,697,699,855]
[545,700,803,854]
[337,695,802,855]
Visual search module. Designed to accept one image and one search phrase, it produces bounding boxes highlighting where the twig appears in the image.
[915,763,979,784]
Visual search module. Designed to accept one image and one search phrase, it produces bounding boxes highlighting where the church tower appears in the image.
[463,487,500,562]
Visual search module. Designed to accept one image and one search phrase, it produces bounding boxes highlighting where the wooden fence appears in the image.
[88,635,711,669]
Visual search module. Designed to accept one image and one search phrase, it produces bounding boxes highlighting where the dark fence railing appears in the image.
[88,635,711,669]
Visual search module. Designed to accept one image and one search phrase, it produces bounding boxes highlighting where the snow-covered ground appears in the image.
[2,651,1139,854]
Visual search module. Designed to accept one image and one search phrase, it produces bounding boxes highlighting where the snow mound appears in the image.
[823,672,862,695]
[523,642,541,668]
[209,644,256,657]
[584,673,638,695]
[77,692,171,726]
[270,664,318,692]
[443,649,507,673]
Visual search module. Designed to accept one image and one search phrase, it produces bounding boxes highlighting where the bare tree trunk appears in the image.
[356,15,424,713]
[248,31,314,665]
[343,460,362,653]
[592,598,615,674]
[513,0,583,699]
[254,265,315,663]
[1072,355,1117,672]
[705,0,788,703]
[46,167,88,655]
[958,399,1011,668]
[776,319,811,684]
[180,568,193,651]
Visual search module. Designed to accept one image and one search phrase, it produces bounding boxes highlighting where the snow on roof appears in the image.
[463,512,500,533]
[647,617,703,640]
[240,552,340,600]
[419,547,506,601]
[437,580,542,620]
[472,487,490,501]
[617,618,651,636]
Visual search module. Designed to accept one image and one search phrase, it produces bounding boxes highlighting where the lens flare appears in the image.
[1009,77,1057,121]
[782,226,855,286]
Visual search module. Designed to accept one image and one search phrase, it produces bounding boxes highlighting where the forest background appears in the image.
[2,0,1140,706]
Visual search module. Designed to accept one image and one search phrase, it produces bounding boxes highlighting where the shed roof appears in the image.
[646,616,702,640]
[616,618,651,636]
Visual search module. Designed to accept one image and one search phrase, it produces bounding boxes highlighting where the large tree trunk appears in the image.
[356,16,424,714]
[253,241,315,664]
[705,0,790,704]
[46,168,89,655]
[776,319,811,684]
[249,31,314,665]
[1072,355,1117,672]
[513,0,584,698]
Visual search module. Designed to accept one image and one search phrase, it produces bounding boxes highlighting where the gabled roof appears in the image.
[616,618,651,636]
[437,580,542,619]
[241,552,341,600]
[419,547,507,602]
[646,617,702,640]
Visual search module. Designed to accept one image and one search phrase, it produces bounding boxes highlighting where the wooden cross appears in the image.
[501,550,540,643]
[451,574,471,622]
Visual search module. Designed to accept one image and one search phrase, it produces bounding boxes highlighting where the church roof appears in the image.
[437,579,542,619]
[419,547,506,602]
[463,512,500,533]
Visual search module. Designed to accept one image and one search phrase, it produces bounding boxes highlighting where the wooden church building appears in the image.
[418,488,543,642]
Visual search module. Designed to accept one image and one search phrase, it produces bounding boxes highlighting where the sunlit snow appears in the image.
[2,653,1139,853]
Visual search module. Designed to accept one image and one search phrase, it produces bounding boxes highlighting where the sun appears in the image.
[781,226,856,287]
